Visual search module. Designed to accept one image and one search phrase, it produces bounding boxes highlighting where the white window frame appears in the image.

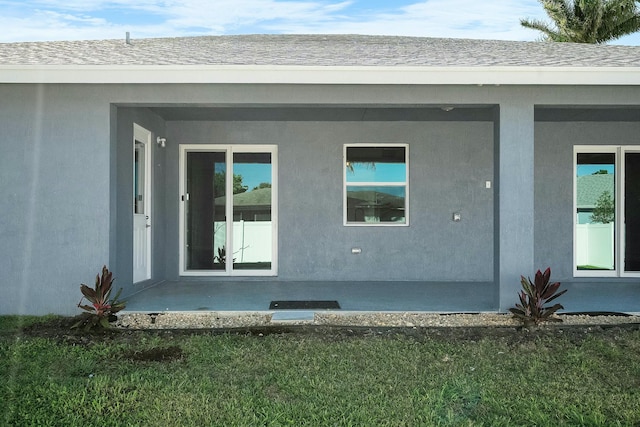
[179,144,278,277]
[573,145,640,278]
[343,143,409,227]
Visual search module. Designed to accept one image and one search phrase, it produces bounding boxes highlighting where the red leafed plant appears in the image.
[72,265,126,330]
[509,267,567,326]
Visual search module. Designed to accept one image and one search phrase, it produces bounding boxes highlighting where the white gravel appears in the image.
[115,311,640,329]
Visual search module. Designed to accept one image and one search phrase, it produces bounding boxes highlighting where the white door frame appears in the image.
[133,124,152,282]
[179,144,278,276]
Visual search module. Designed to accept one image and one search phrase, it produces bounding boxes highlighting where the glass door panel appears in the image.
[134,141,146,215]
[624,151,640,272]
[575,152,615,271]
[185,151,226,271]
[232,152,272,271]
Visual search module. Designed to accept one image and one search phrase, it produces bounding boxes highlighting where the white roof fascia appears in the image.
[1,65,640,85]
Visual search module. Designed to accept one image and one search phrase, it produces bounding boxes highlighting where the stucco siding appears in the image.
[166,120,494,282]
[0,84,111,315]
[534,121,640,281]
[3,80,640,314]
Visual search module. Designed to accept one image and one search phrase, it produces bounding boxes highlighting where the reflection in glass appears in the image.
[346,146,406,183]
[345,146,407,224]
[346,186,406,223]
[625,152,640,271]
[186,152,226,270]
[575,153,615,271]
[232,152,272,270]
[134,141,145,214]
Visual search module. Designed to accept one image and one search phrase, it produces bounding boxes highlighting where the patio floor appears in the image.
[123,279,640,314]
[124,280,496,313]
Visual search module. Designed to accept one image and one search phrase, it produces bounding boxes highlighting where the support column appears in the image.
[497,102,535,312]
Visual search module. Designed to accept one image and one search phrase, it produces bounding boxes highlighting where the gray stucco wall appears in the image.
[166,120,495,282]
[534,121,640,281]
[0,84,111,315]
[3,81,640,314]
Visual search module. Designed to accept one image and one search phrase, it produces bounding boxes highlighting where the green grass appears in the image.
[2,318,640,426]
[0,315,59,333]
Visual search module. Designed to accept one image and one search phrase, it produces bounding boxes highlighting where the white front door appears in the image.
[133,124,152,282]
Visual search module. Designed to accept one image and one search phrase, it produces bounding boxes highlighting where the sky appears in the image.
[3,0,640,45]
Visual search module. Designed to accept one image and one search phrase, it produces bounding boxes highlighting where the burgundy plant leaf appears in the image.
[540,278,558,296]
[545,288,568,304]
[78,303,94,312]
[544,303,564,316]
[521,276,533,295]
[509,307,525,316]
[80,284,97,301]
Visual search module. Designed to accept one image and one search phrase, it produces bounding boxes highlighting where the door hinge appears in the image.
[182,193,190,201]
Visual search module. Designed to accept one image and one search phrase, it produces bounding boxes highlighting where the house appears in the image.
[2,34,640,315]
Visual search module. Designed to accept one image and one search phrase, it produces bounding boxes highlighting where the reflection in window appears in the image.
[345,145,408,225]
[575,152,615,271]
[134,141,145,215]
[232,152,272,270]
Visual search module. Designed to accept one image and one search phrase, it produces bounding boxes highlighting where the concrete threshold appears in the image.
[270,310,316,322]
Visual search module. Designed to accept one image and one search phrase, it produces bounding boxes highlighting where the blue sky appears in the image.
[3,0,640,45]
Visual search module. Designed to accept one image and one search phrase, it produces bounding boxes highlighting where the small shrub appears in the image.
[509,267,567,326]
[72,265,126,330]
[214,246,236,266]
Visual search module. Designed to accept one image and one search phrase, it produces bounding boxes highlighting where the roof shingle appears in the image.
[1,34,640,67]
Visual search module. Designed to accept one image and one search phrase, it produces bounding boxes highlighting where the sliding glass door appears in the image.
[574,146,640,277]
[180,145,277,276]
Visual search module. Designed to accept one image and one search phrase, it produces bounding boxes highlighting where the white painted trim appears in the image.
[179,144,278,277]
[343,143,409,227]
[3,65,640,85]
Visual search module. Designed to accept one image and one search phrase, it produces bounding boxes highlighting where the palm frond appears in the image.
[523,0,640,43]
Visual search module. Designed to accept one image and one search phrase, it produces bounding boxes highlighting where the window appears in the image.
[574,146,640,277]
[344,144,408,226]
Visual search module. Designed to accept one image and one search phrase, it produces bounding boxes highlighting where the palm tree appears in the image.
[521,0,640,43]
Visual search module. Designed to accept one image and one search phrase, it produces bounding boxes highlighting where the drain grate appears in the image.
[269,300,340,310]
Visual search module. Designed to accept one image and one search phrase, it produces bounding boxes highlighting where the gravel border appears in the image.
[115,311,640,330]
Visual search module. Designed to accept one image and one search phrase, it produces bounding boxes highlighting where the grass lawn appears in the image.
[2,316,640,426]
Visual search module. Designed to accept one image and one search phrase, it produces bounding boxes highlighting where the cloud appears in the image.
[266,0,546,40]
[162,0,354,33]
[0,0,357,41]
[0,0,638,44]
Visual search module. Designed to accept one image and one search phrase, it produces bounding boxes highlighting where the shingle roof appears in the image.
[577,174,615,208]
[1,34,640,67]
[219,187,272,207]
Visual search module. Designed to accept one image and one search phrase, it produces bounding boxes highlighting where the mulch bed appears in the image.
[13,314,640,348]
